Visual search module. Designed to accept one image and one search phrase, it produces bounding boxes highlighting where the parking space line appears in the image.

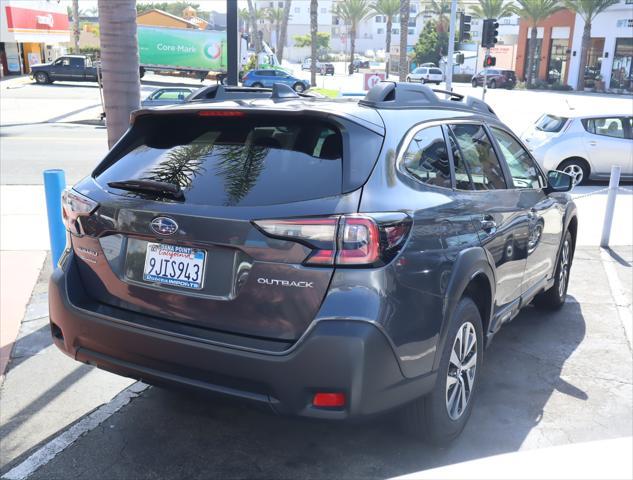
[601,248,632,350]
[1,382,148,480]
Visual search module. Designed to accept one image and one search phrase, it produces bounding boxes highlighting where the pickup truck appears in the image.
[30,55,99,84]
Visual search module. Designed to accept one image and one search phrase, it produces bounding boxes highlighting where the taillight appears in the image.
[198,110,245,117]
[62,188,98,235]
[254,214,411,267]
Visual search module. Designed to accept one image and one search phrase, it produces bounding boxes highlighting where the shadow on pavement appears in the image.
[25,300,587,480]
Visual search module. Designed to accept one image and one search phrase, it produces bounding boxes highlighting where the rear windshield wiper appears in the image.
[107,179,184,200]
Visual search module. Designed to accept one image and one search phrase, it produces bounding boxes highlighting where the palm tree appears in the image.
[372,0,400,78]
[239,8,250,33]
[513,0,563,86]
[335,0,373,74]
[246,0,262,53]
[425,0,455,33]
[97,0,140,148]
[470,0,514,19]
[399,0,410,81]
[277,1,293,63]
[72,0,80,54]
[266,7,284,52]
[310,0,318,86]
[563,0,619,90]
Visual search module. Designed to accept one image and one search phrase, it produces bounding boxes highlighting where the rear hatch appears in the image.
[502,70,516,83]
[69,107,385,343]
[521,113,569,150]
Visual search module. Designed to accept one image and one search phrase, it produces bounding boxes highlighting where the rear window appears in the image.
[536,114,568,133]
[429,68,442,75]
[96,116,344,207]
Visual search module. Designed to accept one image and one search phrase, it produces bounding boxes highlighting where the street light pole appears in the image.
[226,0,238,85]
[445,0,458,93]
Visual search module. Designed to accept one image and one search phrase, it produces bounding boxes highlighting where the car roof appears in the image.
[542,111,632,120]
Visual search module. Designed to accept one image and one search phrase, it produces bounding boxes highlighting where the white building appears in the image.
[567,0,633,91]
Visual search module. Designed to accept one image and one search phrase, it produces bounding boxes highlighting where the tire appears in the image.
[34,71,50,84]
[489,79,496,89]
[558,158,589,186]
[139,67,145,79]
[436,82,441,85]
[251,82,263,88]
[533,231,573,310]
[471,79,477,88]
[292,82,305,93]
[406,77,411,82]
[400,296,484,445]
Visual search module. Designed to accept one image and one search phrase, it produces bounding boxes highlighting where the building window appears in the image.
[377,28,384,34]
[547,38,569,84]
[523,39,543,81]
[294,7,300,13]
[408,28,414,35]
[610,37,633,91]
[584,37,605,88]
[392,28,399,35]
[321,7,327,14]
[375,15,383,23]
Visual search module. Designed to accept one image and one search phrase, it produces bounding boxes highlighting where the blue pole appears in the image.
[43,169,66,267]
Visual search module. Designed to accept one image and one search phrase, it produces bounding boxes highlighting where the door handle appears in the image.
[589,141,597,146]
[480,217,497,232]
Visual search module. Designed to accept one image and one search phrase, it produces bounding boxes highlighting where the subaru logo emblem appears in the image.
[151,217,178,236]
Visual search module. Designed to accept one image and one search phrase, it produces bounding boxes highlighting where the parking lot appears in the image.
[1,68,632,479]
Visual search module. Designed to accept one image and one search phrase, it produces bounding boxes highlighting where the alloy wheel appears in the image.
[558,239,570,298]
[446,322,477,420]
[562,164,584,185]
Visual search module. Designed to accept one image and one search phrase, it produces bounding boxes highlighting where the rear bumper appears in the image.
[49,254,437,419]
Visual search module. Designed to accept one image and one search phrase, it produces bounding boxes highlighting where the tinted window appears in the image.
[536,114,568,133]
[70,58,83,67]
[583,117,627,139]
[449,124,506,190]
[491,127,542,189]
[155,89,190,100]
[97,117,344,207]
[402,126,451,188]
[429,68,442,75]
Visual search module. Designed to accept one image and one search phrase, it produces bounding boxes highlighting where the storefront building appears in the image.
[0,0,70,76]
[567,0,633,92]
[515,9,576,85]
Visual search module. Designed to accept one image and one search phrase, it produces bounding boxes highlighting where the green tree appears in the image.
[98,0,140,148]
[413,20,448,66]
[470,0,514,19]
[398,0,410,81]
[563,0,619,90]
[265,7,285,53]
[136,2,200,16]
[293,32,330,51]
[335,0,374,74]
[246,0,263,52]
[372,0,400,78]
[513,0,563,86]
[310,0,318,86]
[424,0,461,33]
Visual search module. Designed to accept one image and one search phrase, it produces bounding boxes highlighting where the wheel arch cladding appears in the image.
[433,247,495,371]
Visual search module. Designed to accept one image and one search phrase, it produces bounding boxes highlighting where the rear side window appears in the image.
[536,114,568,133]
[448,124,506,190]
[96,116,345,207]
[429,68,442,75]
[402,126,451,188]
[583,117,627,139]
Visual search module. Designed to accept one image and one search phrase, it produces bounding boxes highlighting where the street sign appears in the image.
[363,72,385,90]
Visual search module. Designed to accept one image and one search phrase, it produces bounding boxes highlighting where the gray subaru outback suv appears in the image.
[51,82,577,444]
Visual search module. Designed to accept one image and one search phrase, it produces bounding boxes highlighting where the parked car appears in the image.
[407,67,444,85]
[352,59,370,71]
[52,82,577,445]
[301,58,323,71]
[30,55,99,84]
[471,69,517,89]
[242,69,310,92]
[141,87,195,107]
[521,113,633,185]
[319,63,335,75]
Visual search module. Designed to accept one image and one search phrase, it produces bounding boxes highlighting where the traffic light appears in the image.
[456,52,465,65]
[481,18,499,48]
[459,14,472,42]
[484,55,496,67]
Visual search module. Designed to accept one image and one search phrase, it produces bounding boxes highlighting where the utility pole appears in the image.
[445,0,458,92]
[227,0,238,85]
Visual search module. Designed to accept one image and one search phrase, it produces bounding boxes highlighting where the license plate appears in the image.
[143,243,206,290]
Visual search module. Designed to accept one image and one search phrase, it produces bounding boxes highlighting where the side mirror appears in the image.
[545,170,573,194]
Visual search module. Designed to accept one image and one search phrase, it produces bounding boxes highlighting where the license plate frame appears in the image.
[142,242,206,290]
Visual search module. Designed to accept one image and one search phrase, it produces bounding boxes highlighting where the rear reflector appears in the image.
[198,110,245,117]
[313,392,346,408]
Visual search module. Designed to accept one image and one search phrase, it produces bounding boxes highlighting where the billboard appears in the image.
[138,26,227,71]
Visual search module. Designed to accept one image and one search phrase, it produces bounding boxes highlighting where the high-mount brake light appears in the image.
[61,188,98,235]
[198,110,245,117]
[254,214,411,267]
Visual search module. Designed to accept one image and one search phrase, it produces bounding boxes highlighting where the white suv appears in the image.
[406,67,444,85]
[521,113,633,185]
